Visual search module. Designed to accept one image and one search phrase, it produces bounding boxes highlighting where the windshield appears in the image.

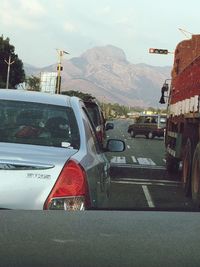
[0,0,199,214]
[0,100,80,149]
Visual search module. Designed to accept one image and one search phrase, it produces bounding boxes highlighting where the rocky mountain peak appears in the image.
[24,45,171,107]
[81,45,128,64]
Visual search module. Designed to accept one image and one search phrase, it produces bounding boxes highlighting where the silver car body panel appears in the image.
[0,89,110,210]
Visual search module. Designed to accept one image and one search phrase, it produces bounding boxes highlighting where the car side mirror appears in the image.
[105,122,114,131]
[106,139,125,152]
[159,83,169,104]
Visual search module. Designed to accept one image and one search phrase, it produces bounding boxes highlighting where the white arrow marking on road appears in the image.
[142,185,155,208]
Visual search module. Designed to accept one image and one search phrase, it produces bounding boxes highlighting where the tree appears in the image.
[62,90,95,101]
[0,35,25,88]
[26,75,41,91]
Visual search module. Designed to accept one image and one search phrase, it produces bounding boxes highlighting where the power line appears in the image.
[178,28,194,39]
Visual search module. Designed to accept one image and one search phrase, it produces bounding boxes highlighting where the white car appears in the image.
[0,89,125,210]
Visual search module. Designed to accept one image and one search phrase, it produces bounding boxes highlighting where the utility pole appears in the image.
[56,49,69,94]
[4,55,15,89]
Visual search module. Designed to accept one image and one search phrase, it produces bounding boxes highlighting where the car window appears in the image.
[1,2,200,266]
[144,116,151,123]
[0,0,199,216]
[136,117,143,123]
[160,116,167,126]
[84,103,101,127]
[0,100,80,149]
[82,107,102,153]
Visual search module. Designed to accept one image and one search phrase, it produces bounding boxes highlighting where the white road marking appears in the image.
[142,185,155,208]
[137,157,156,166]
[115,178,181,184]
[131,156,137,163]
[111,180,179,187]
[110,163,165,170]
[110,156,126,164]
[112,181,153,185]
[127,145,130,149]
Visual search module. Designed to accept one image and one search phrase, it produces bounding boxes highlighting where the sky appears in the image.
[1,0,200,68]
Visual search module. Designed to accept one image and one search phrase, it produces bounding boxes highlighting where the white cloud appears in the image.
[96,5,111,15]
[63,21,77,33]
[116,17,132,26]
[54,0,66,10]
[102,6,111,14]
[19,0,46,17]
[0,0,46,30]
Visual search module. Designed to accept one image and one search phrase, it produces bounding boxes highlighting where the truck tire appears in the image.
[166,154,179,174]
[191,143,200,207]
[182,138,194,196]
[130,130,135,138]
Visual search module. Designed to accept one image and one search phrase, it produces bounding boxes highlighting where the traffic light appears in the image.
[149,48,168,54]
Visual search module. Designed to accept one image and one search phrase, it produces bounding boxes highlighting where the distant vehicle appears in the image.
[161,34,200,205]
[127,114,166,139]
[84,100,114,145]
[0,89,125,211]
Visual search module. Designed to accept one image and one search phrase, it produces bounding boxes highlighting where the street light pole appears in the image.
[4,55,15,89]
[56,50,69,94]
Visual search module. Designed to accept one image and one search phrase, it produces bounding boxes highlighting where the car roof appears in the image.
[0,89,80,107]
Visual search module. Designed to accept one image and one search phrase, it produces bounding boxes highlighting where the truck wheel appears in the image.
[191,143,200,207]
[130,130,135,138]
[146,132,154,139]
[182,138,194,196]
[166,154,179,174]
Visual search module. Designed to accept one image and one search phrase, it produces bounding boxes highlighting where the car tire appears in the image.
[146,132,154,139]
[191,143,200,207]
[130,130,135,138]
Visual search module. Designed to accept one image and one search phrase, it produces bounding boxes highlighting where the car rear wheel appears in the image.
[146,132,154,139]
[191,143,200,207]
[130,130,135,138]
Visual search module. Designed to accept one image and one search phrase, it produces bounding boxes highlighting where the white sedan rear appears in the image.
[0,89,124,210]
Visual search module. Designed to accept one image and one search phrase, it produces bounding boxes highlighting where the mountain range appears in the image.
[24,45,171,107]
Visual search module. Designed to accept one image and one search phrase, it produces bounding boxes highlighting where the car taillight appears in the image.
[44,160,91,211]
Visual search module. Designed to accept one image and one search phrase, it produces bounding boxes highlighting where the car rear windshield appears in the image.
[160,116,166,126]
[0,100,80,149]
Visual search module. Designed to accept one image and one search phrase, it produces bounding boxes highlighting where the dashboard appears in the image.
[1,210,200,267]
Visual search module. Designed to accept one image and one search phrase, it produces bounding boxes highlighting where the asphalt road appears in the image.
[102,119,196,211]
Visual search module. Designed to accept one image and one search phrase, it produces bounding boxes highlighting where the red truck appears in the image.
[162,35,200,206]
